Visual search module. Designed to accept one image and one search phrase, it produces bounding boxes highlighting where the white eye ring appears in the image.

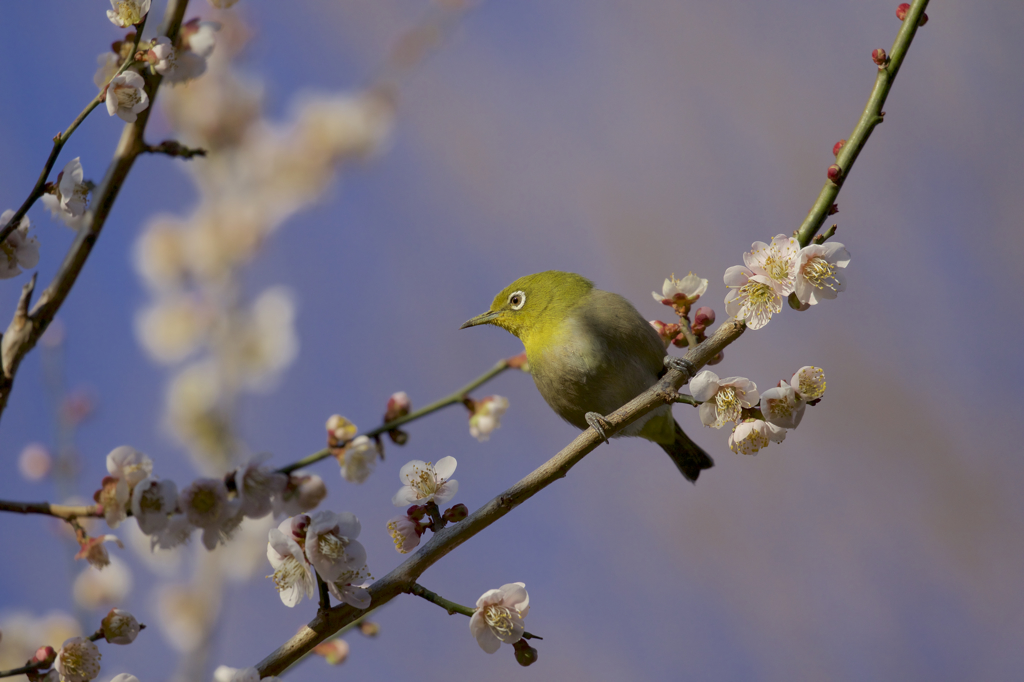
[508,290,526,310]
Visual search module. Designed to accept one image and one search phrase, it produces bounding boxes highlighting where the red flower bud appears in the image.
[896,3,910,20]
[707,351,724,366]
[407,504,426,520]
[832,139,845,156]
[918,12,928,25]
[826,164,843,183]
[693,307,715,328]
[872,48,888,66]
[32,646,57,666]
[442,503,469,523]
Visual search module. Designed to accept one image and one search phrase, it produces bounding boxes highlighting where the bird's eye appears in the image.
[508,291,526,310]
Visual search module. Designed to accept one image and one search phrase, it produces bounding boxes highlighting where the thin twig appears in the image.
[0,1,191,425]
[0,15,149,247]
[279,354,523,475]
[795,0,929,247]
[0,499,101,520]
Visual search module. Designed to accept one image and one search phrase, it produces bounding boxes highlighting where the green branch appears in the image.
[795,0,930,247]
[278,354,522,475]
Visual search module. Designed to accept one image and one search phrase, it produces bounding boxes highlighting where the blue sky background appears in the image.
[2,1,1023,680]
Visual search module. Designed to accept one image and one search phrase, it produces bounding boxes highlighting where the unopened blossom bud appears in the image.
[387,429,409,445]
[18,442,52,481]
[506,352,529,371]
[832,139,845,156]
[312,638,350,665]
[513,639,539,667]
[442,503,469,523]
[707,351,724,366]
[358,621,380,637]
[827,203,839,216]
[326,415,357,445]
[918,12,929,25]
[384,392,411,422]
[826,164,843,183]
[33,645,57,666]
[693,307,715,328]
[407,504,426,520]
[289,514,311,540]
[896,3,910,20]
[469,396,510,442]
[872,48,888,67]
[649,320,681,348]
[102,608,141,645]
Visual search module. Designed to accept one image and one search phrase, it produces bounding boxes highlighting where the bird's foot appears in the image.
[664,355,696,378]
[585,412,612,445]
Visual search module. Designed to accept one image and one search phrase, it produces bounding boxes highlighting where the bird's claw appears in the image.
[585,411,612,444]
[664,355,696,378]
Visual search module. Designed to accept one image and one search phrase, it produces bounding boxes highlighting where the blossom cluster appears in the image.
[691,366,826,455]
[266,511,372,609]
[725,234,850,329]
[386,458,464,554]
[79,445,327,567]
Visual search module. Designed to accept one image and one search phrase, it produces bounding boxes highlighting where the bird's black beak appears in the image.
[460,310,501,329]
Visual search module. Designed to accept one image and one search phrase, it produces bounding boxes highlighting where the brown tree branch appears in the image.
[256,320,745,676]
[0,0,192,425]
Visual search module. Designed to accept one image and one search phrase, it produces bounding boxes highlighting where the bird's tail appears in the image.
[659,420,714,483]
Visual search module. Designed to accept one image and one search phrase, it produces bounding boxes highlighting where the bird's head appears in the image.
[460,271,594,341]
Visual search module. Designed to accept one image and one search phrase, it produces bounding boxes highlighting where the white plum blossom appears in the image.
[304,511,366,582]
[75,534,124,570]
[795,242,850,306]
[724,265,782,330]
[470,583,530,653]
[150,513,193,550]
[690,370,759,428]
[106,446,153,489]
[179,478,240,550]
[42,158,90,229]
[266,517,316,607]
[652,272,708,306]
[327,566,372,609]
[186,21,220,58]
[387,514,421,554]
[149,36,176,75]
[106,0,150,27]
[392,457,458,507]
[130,476,178,535]
[759,381,805,429]
[105,71,149,122]
[54,636,102,682]
[791,365,826,400]
[0,210,40,279]
[72,556,132,610]
[101,608,140,645]
[234,454,287,519]
[728,418,786,455]
[94,52,121,89]
[744,234,800,296]
[273,471,327,517]
[469,396,509,441]
[338,435,378,484]
[18,442,51,480]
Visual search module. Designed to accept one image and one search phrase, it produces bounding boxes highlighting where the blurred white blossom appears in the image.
[41,158,89,229]
[101,609,140,645]
[72,556,132,610]
[338,436,378,484]
[0,210,40,279]
[469,396,509,441]
[130,476,178,535]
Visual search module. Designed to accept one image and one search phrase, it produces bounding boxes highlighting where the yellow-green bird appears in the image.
[461,270,713,482]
